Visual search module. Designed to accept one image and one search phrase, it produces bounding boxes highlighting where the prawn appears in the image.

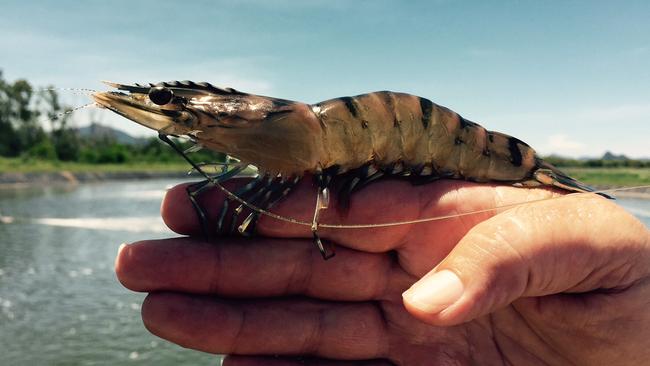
[91,80,611,259]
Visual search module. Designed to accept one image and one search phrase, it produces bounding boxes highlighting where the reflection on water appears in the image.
[0,179,217,365]
[0,180,648,365]
[33,217,168,233]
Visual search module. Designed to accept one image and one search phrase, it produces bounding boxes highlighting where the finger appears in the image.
[402,195,650,326]
[161,177,417,252]
[142,293,388,360]
[115,238,402,301]
[162,178,559,254]
[223,355,393,366]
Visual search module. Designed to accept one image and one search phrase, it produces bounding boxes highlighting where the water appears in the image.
[618,196,650,226]
[0,180,648,365]
[0,179,218,365]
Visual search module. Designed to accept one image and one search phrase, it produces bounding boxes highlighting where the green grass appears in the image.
[561,167,650,187]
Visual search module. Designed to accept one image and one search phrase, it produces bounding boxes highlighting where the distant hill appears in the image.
[601,151,630,161]
[76,123,147,145]
[543,150,650,168]
[545,151,647,162]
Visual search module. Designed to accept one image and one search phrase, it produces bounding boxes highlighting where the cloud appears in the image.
[487,103,650,128]
[482,100,650,157]
[544,134,586,153]
[575,104,650,123]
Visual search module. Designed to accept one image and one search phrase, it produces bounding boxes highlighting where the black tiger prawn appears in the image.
[92,80,602,259]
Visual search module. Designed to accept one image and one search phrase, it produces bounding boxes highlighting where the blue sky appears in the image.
[1,0,648,157]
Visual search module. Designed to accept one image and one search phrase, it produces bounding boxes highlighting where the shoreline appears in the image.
[1,171,648,200]
[609,191,650,200]
[0,170,189,189]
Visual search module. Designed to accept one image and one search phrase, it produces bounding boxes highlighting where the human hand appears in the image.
[116,178,650,365]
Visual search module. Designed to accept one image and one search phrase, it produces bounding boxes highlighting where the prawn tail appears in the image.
[520,159,613,199]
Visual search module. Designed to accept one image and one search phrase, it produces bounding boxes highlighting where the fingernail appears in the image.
[403,269,464,314]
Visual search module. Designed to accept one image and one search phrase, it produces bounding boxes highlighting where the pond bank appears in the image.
[607,188,650,200]
[0,170,189,188]
[2,170,648,199]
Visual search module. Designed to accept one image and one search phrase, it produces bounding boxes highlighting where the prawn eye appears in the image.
[149,87,174,105]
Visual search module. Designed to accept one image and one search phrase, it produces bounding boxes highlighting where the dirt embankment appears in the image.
[0,171,187,188]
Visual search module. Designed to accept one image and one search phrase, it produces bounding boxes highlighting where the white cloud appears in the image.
[487,103,650,127]
[544,134,586,155]
[575,104,650,123]
[483,102,650,158]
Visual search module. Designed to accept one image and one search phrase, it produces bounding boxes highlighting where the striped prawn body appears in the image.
[93,81,600,258]
[313,91,536,184]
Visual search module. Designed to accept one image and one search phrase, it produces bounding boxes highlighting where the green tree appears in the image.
[0,73,53,157]
[39,88,80,161]
[0,71,22,156]
[11,79,48,152]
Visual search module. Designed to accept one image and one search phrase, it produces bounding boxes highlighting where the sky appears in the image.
[1,0,649,158]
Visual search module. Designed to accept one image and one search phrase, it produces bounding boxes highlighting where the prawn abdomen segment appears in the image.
[315,91,433,170]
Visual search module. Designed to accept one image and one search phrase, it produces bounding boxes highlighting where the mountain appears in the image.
[76,123,147,145]
[601,151,630,161]
[543,152,649,163]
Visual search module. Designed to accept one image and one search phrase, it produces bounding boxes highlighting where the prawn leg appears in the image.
[311,186,335,259]
[337,164,385,209]
[215,175,269,234]
[237,176,301,236]
[185,180,212,238]
[187,167,245,238]
[229,176,281,234]
[158,134,244,239]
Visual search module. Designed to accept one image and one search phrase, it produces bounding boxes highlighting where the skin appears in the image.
[115,178,650,365]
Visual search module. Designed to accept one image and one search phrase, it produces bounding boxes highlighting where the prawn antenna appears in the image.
[37,87,98,96]
[318,185,650,229]
[39,102,95,125]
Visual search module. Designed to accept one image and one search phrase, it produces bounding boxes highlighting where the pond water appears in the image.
[0,179,217,365]
[0,179,648,365]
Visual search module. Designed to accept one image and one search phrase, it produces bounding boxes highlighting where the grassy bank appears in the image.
[562,167,650,187]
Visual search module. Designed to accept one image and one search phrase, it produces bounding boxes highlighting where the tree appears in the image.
[11,79,48,152]
[0,71,22,156]
[39,88,80,161]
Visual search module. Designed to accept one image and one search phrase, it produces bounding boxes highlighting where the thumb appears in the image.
[402,195,650,326]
